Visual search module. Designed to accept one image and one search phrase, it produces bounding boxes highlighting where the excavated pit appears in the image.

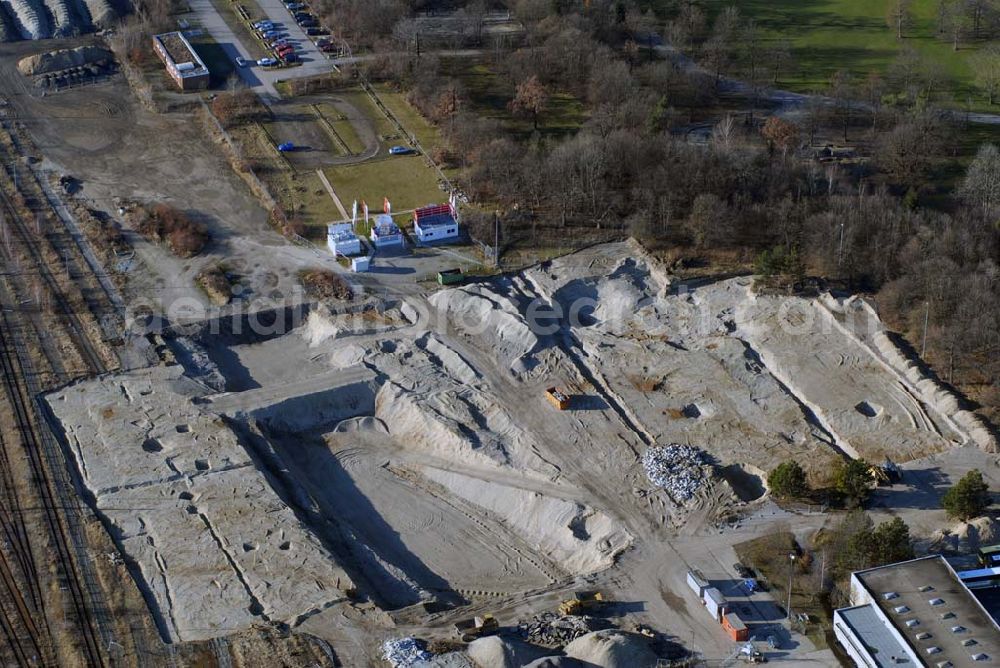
[45,241,990,644]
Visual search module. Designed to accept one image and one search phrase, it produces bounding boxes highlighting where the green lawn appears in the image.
[440,57,589,138]
[314,103,366,154]
[324,155,446,214]
[702,0,996,110]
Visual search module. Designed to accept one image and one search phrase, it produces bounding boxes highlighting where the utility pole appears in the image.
[921,301,930,358]
[493,210,500,268]
[837,222,845,270]
[786,553,796,623]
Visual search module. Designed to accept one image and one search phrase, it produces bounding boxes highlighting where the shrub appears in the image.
[299,268,353,301]
[768,461,807,499]
[942,469,992,521]
[135,204,209,258]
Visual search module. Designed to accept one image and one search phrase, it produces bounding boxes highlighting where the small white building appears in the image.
[413,202,459,244]
[351,256,370,272]
[370,214,404,248]
[327,223,361,256]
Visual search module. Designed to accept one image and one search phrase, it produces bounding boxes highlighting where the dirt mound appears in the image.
[930,516,1000,553]
[563,630,659,668]
[17,45,112,75]
[467,635,548,668]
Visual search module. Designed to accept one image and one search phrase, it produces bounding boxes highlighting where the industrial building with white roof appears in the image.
[834,555,1000,667]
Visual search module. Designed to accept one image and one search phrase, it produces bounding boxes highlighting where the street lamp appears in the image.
[786,553,796,623]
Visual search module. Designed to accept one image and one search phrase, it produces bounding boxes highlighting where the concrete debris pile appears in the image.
[517,613,611,648]
[642,444,707,501]
[382,637,432,667]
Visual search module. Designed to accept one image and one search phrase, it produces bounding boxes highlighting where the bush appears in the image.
[299,268,353,301]
[942,469,992,521]
[833,459,871,507]
[768,461,807,499]
[135,204,209,258]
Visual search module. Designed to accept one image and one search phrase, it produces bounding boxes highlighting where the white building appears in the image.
[833,555,1000,667]
[327,223,361,256]
[370,214,404,248]
[412,202,459,244]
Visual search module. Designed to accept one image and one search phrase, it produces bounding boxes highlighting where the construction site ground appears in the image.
[40,236,998,665]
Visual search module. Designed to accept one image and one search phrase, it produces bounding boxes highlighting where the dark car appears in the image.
[298,17,318,26]
[734,563,755,579]
[305,26,328,35]
[293,11,312,20]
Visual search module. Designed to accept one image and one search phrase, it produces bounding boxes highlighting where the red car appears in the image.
[276,44,294,55]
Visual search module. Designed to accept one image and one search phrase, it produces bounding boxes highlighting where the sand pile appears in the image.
[422,468,632,574]
[930,516,1000,553]
[467,635,548,668]
[17,44,112,74]
[0,0,123,40]
[563,630,659,668]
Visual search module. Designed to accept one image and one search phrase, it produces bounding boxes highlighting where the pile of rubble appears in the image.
[642,444,706,501]
[382,637,432,667]
[516,613,611,648]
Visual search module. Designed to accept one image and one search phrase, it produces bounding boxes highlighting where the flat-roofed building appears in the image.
[327,222,361,256]
[152,32,209,90]
[370,214,404,248]
[834,555,1000,667]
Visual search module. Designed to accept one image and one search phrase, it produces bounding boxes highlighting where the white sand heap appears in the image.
[467,635,548,668]
[563,629,659,668]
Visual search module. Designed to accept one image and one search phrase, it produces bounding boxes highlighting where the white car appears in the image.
[257,57,278,67]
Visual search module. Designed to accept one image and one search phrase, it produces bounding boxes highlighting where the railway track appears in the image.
[0,124,121,666]
[0,305,106,666]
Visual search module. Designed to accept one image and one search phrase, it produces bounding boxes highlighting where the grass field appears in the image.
[324,154,446,214]
[440,57,589,138]
[701,0,995,110]
[313,103,366,154]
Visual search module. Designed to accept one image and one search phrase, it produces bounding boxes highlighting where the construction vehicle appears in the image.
[868,458,901,486]
[558,591,603,615]
[740,643,767,663]
[545,387,570,410]
[454,614,499,642]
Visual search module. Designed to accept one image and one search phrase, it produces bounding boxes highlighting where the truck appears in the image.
[545,387,570,410]
[558,591,603,616]
[454,614,498,642]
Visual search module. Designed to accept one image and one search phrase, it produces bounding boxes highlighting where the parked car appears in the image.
[733,563,755,579]
[300,18,318,26]
[305,26,328,35]
[293,11,311,19]
[252,21,274,29]
[268,37,288,47]
[319,42,337,52]
[286,2,306,9]
[276,45,294,55]
[277,142,295,152]
[281,52,298,62]
[389,145,414,155]
[257,57,278,67]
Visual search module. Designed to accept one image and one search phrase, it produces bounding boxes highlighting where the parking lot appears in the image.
[189,0,336,98]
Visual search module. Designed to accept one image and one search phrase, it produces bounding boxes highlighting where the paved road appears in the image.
[189,0,334,98]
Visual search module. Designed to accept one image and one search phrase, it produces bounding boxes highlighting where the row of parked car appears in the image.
[281,0,341,55]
